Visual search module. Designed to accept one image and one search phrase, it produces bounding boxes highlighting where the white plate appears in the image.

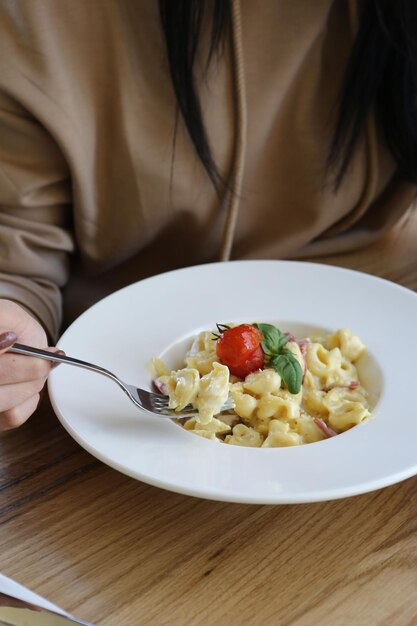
[48,260,417,504]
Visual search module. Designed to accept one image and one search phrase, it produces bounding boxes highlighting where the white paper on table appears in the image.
[0,572,95,625]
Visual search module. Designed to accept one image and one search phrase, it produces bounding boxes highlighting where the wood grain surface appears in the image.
[1,209,417,626]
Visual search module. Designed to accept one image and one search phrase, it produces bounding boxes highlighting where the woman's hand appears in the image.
[0,299,58,430]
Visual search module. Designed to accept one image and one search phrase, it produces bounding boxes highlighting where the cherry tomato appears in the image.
[216,324,264,377]
[228,344,265,378]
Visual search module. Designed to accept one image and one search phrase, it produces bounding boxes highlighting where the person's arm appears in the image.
[0,92,75,428]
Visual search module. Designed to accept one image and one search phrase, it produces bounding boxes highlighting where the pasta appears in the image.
[152,325,371,447]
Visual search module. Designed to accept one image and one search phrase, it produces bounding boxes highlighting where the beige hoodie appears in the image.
[0,0,415,339]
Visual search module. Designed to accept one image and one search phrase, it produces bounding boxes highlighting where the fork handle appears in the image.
[9,343,119,383]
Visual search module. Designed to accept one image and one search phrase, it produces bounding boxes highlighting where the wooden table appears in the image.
[2,210,417,626]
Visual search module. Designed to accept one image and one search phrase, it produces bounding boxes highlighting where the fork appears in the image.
[9,343,235,418]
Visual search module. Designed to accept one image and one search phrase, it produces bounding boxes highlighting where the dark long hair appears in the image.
[159,0,417,191]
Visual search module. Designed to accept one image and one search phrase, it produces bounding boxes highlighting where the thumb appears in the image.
[0,330,17,353]
[47,347,66,369]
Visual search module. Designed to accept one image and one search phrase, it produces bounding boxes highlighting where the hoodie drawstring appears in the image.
[219,0,247,261]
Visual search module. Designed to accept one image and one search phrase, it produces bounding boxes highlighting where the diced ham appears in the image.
[296,338,310,377]
[297,338,311,357]
[314,417,337,438]
[152,378,167,394]
[284,332,296,342]
[349,380,360,390]
[323,381,360,393]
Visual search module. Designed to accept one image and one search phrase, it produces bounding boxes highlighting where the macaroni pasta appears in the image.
[153,326,371,447]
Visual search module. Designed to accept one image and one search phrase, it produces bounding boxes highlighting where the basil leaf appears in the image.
[254,323,288,356]
[270,350,302,394]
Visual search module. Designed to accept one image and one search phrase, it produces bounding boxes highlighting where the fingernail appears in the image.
[0,331,17,350]
[51,350,66,369]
